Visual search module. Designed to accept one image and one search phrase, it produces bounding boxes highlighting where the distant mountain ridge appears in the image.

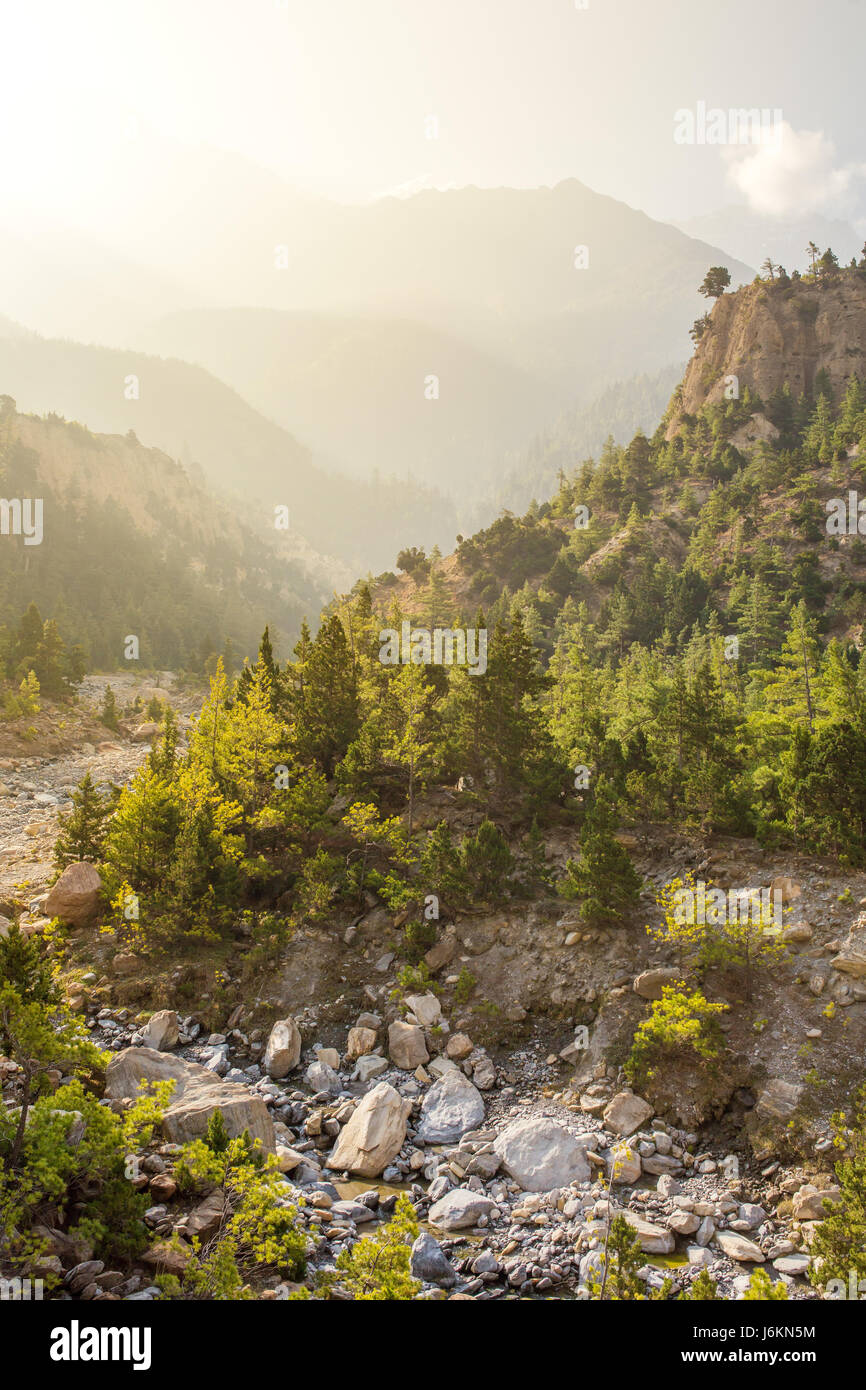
[0,324,456,575]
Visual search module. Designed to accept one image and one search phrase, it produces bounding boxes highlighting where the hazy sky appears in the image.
[3,0,865,224]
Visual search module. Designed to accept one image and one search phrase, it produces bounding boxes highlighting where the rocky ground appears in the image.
[0,672,198,908]
[4,991,841,1302]
[1,674,863,1301]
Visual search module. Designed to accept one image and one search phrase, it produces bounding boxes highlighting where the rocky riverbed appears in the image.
[9,988,836,1303]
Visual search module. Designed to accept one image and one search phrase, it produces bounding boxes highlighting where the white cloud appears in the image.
[724,122,865,217]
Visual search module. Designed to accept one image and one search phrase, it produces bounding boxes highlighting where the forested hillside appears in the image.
[5,254,866,1315]
[0,398,326,672]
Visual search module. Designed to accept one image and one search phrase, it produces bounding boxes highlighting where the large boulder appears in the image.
[263,1018,302,1078]
[428,1187,496,1231]
[142,1011,179,1052]
[45,862,102,927]
[326,1082,411,1178]
[603,1091,653,1137]
[415,1070,485,1144]
[105,1047,275,1152]
[493,1116,591,1191]
[388,1020,428,1070]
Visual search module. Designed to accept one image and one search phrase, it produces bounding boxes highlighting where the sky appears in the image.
[1,0,865,227]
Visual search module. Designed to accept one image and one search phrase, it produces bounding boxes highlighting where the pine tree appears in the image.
[54,772,113,869]
[101,685,120,731]
[295,615,359,777]
[764,600,823,731]
[222,656,285,854]
[102,765,180,894]
[560,777,641,926]
[460,817,514,900]
[379,660,435,831]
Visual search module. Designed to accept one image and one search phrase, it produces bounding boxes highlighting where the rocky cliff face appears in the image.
[668,272,866,436]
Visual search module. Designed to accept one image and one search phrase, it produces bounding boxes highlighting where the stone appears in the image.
[641,1153,682,1176]
[471,1054,496,1090]
[428,1055,459,1079]
[754,1078,802,1121]
[445,1033,474,1061]
[45,862,102,927]
[633,967,682,1000]
[184,1188,225,1238]
[388,1020,429,1069]
[687,1245,714,1267]
[416,1070,485,1144]
[410,1232,457,1286]
[428,1187,496,1231]
[657,1174,683,1198]
[773,1254,811,1276]
[831,914,866,978]
[326,1082,412,1178]
[716,1231,765,1262]
[275,1145,307,1173]
[738,1203,766,1230]
[140,1241,189,1276]
[315,1048,340,1070]
[782,920,813,944]
[621,1210,675,1254]
[352,1055,389,1083]
[111,952,139,976]
[305,1060,342,1095]
[669,1210,700,1236]
[606,1143,641,1184]
[105,1047,275,1152]
[263,1018,302,1078]
[148,1174,177,1202]
[132,722,160,743]
[346,1027,377,1060]
[770,876,801,905]
[331,1199,376,1223]
[404,992,441,1027]
[494,1116,591,1191]
[695,1216,715,1246]
[791,1184,842,1220]
[424,934,457,972]
[603,1091,653,1137]
[142,1010,179,1052]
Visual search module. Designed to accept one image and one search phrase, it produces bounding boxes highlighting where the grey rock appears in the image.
[416,1070,485,1144]
[410,1232,457,1286]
